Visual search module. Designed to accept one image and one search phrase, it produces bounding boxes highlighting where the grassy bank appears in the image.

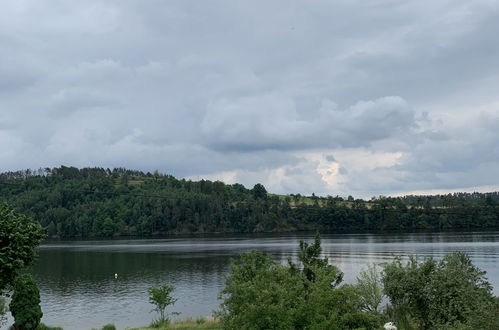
[127,317,221,330]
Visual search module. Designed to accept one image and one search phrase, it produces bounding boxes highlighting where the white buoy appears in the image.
[114,273,118,279]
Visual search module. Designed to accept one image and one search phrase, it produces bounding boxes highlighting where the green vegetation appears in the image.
[1,167,498,238]
[216,234,498,329]
[217,233,382,329]
[1,207,495,329]
[356,264,383,313]
[130,317,221,330]
[0,204,45,329]
[1,168,499,329]
[0,204,45,290]
[36,324,64,330]
[383,253,499,330]
[9,274,43,330]
[149,285,178,325]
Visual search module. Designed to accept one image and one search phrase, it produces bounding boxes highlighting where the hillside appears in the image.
[0,166,498,238]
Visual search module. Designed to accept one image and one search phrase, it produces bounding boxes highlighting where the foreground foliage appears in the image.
[9,274,43,329]
[383,253,499,330]
[0,204,45,329]
[130,317,221,330]
[218,234,498,329]
[149,284,178,324]
[218,234,382,329]
[0,204,45,291]
[356,264,383,313]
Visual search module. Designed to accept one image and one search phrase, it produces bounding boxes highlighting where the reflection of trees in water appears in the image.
[33,250,228,294]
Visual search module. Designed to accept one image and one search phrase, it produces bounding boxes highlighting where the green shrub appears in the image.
[149,318,170,328]
[217,234,381,330]
[36,324,63,330]
[9,274,43,330]
[383,252,498,329]
[101,324,116,330]
[148,284,178,323]
[356,264,384,313]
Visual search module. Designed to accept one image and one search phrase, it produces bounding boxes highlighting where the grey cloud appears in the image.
[338,110,499,196]
[49,88,120,117]
[336,3,499,106]
[0,58,41,94]
[1,0,498,197]
[201,95,416,151]
[325,154,336,162]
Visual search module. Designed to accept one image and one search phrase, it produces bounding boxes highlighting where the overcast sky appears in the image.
[1,0,499,198]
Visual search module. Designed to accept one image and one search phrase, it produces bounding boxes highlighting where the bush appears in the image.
[101,324,116,330]
[9,274,43,330]
[356,264,384,313]
[217,234,381,330]
[383,252,498,329]
[148,284,178,323]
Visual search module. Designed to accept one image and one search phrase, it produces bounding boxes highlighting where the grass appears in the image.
[128,317,221,330]
[37,324,64,330]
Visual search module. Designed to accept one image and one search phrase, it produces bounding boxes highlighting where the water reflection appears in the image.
[9,231,499,330]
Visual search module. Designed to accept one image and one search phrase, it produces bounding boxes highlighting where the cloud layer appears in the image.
[1,0,499,197]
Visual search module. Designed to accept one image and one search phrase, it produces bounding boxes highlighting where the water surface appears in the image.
[5,231,499,330]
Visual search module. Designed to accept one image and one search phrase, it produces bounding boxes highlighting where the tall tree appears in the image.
[251,183,267,200]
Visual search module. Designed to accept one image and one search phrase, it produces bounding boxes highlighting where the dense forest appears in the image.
[0,166,498,238]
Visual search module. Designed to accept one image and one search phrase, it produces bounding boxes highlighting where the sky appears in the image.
[1,0,499,198]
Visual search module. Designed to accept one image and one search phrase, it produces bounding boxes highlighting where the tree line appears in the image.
[0,166,498,238]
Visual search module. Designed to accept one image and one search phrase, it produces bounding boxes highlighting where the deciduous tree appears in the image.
[0,204,45,291]
[383,253,498,329]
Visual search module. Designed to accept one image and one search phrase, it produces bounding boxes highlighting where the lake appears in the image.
[5,231,499,329]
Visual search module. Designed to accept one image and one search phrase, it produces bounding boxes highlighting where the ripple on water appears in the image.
[21,231,499,330]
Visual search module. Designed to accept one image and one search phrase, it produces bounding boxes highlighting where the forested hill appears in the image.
[1,166,498,238]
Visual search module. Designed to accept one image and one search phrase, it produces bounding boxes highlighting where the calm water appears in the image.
[4,231,499,330]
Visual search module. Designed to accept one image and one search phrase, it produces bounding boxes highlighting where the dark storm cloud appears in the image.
[1,0,499,196]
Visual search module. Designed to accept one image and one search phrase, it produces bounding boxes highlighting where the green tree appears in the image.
[0,204,45,291]
[148,284,177,323]
[218,236,380,330]
[356,264,384,313]
[9,274,43,330]
[251,183,267,200]
[218,251,304,330]
[383,252,497,329]
[296,232,341,284]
